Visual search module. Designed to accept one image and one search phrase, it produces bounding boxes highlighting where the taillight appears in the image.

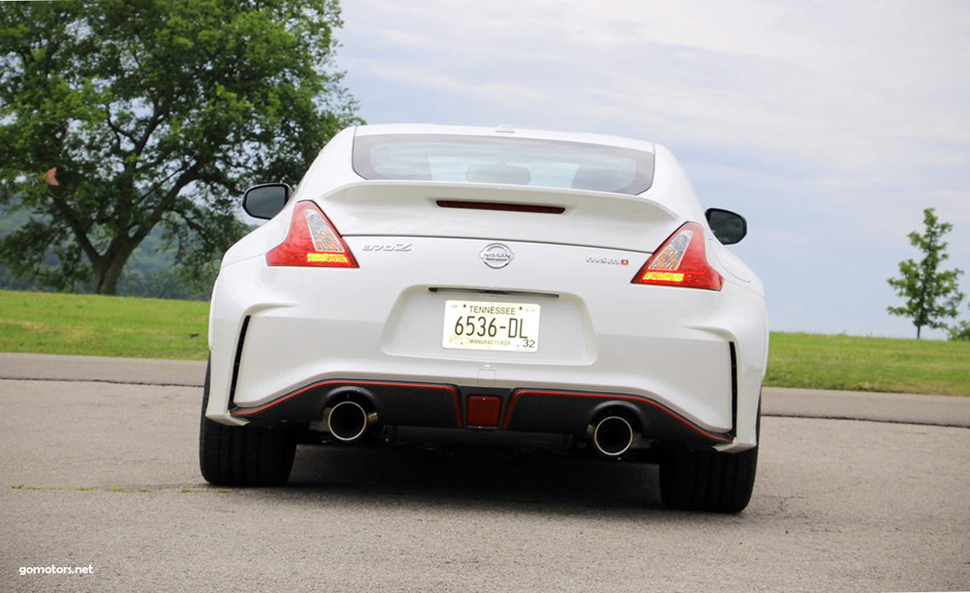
[266,201,358,268]
[631,222,722,290]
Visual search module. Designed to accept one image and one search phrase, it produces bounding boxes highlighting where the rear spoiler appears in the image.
[317,181,683,253]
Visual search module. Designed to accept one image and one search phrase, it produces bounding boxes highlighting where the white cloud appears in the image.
[336,0,970,337]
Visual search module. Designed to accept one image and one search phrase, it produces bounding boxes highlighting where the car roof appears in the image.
[354,123,656,154]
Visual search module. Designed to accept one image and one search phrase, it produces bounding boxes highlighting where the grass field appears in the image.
[765,332,970,396]
[0,289,208,360]
[1,289,968,396]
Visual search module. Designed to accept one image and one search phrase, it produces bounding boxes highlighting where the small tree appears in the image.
[887,208,964,338]
[950,305,970,341]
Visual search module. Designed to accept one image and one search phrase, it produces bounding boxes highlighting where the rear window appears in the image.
[352,134,655,195]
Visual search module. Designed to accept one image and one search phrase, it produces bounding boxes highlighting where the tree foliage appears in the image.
[950,319,970,341]
[949,302,970,341]
[887,208,964,338]
[0,0,360,294]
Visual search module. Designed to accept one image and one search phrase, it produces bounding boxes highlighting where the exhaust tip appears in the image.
[590,415,634,457]
[327,400,378,443]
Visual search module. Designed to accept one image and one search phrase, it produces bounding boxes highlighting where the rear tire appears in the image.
[659,444,758,513]
[659,401,760,513]
[199,359,296,486]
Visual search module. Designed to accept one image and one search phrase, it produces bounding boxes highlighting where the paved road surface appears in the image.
[0,355,968,592]
[3,352,969,428]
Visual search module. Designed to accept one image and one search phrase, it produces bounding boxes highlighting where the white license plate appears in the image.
[442,300,540,352]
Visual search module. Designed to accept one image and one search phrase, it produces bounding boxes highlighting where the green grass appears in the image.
[1,289,968,395]
[765,332,970,396]
[0,289,208,360]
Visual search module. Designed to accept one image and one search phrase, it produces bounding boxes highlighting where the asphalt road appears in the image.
[1,356,969,592]
[3,352,969,428]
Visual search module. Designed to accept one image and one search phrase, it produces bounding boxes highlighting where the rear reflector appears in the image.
[466,395,503,427]
[266,201,358,268]
[632,222,722,290]
[436,200,565,214]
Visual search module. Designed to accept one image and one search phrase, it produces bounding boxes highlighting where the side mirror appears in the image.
[705,208,747,245]
[243,183,292,220]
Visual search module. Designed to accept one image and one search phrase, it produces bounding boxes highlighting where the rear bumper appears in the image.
[230,379,733,449]
[206,237,767,453]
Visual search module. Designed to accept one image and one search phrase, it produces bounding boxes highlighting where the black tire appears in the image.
[659,444,758,513]
[199,359,296,486]
[659,402,761,513]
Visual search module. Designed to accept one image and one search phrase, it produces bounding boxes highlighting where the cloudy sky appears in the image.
[335,0,970,338]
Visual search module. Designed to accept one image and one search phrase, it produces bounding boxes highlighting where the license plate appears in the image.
[442,300,540,352]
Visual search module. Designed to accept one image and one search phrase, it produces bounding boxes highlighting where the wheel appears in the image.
[659,401,760,513]
[199,358,296,486]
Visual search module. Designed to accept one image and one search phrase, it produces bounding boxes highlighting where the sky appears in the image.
[334,0,970,338]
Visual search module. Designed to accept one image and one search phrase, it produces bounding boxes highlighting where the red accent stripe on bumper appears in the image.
[502,389,732,443]
[232,379,463,428]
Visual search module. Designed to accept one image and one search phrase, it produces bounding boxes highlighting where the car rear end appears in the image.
[201,125,767,511]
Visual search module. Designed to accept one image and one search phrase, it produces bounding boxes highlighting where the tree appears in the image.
[949,302,970,341]
[950,319,970,341]
[0,0,360,294]
[887,208,964,338]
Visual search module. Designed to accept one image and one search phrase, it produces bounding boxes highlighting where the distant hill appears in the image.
[0,198,212,300]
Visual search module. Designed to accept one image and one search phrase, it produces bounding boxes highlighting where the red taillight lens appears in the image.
[266,201,358,268]
[632,222,722,290]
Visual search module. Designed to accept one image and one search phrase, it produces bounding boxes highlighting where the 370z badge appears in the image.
[362,243,412,252]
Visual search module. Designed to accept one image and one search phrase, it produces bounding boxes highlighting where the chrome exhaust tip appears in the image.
[588,415,635,457]
[327,400,379,443]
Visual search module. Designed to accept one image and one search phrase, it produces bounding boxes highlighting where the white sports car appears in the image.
[200,124,768,513]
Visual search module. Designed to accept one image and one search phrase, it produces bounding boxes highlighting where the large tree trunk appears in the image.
[916,325,922,339]
[95,242,137,295]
